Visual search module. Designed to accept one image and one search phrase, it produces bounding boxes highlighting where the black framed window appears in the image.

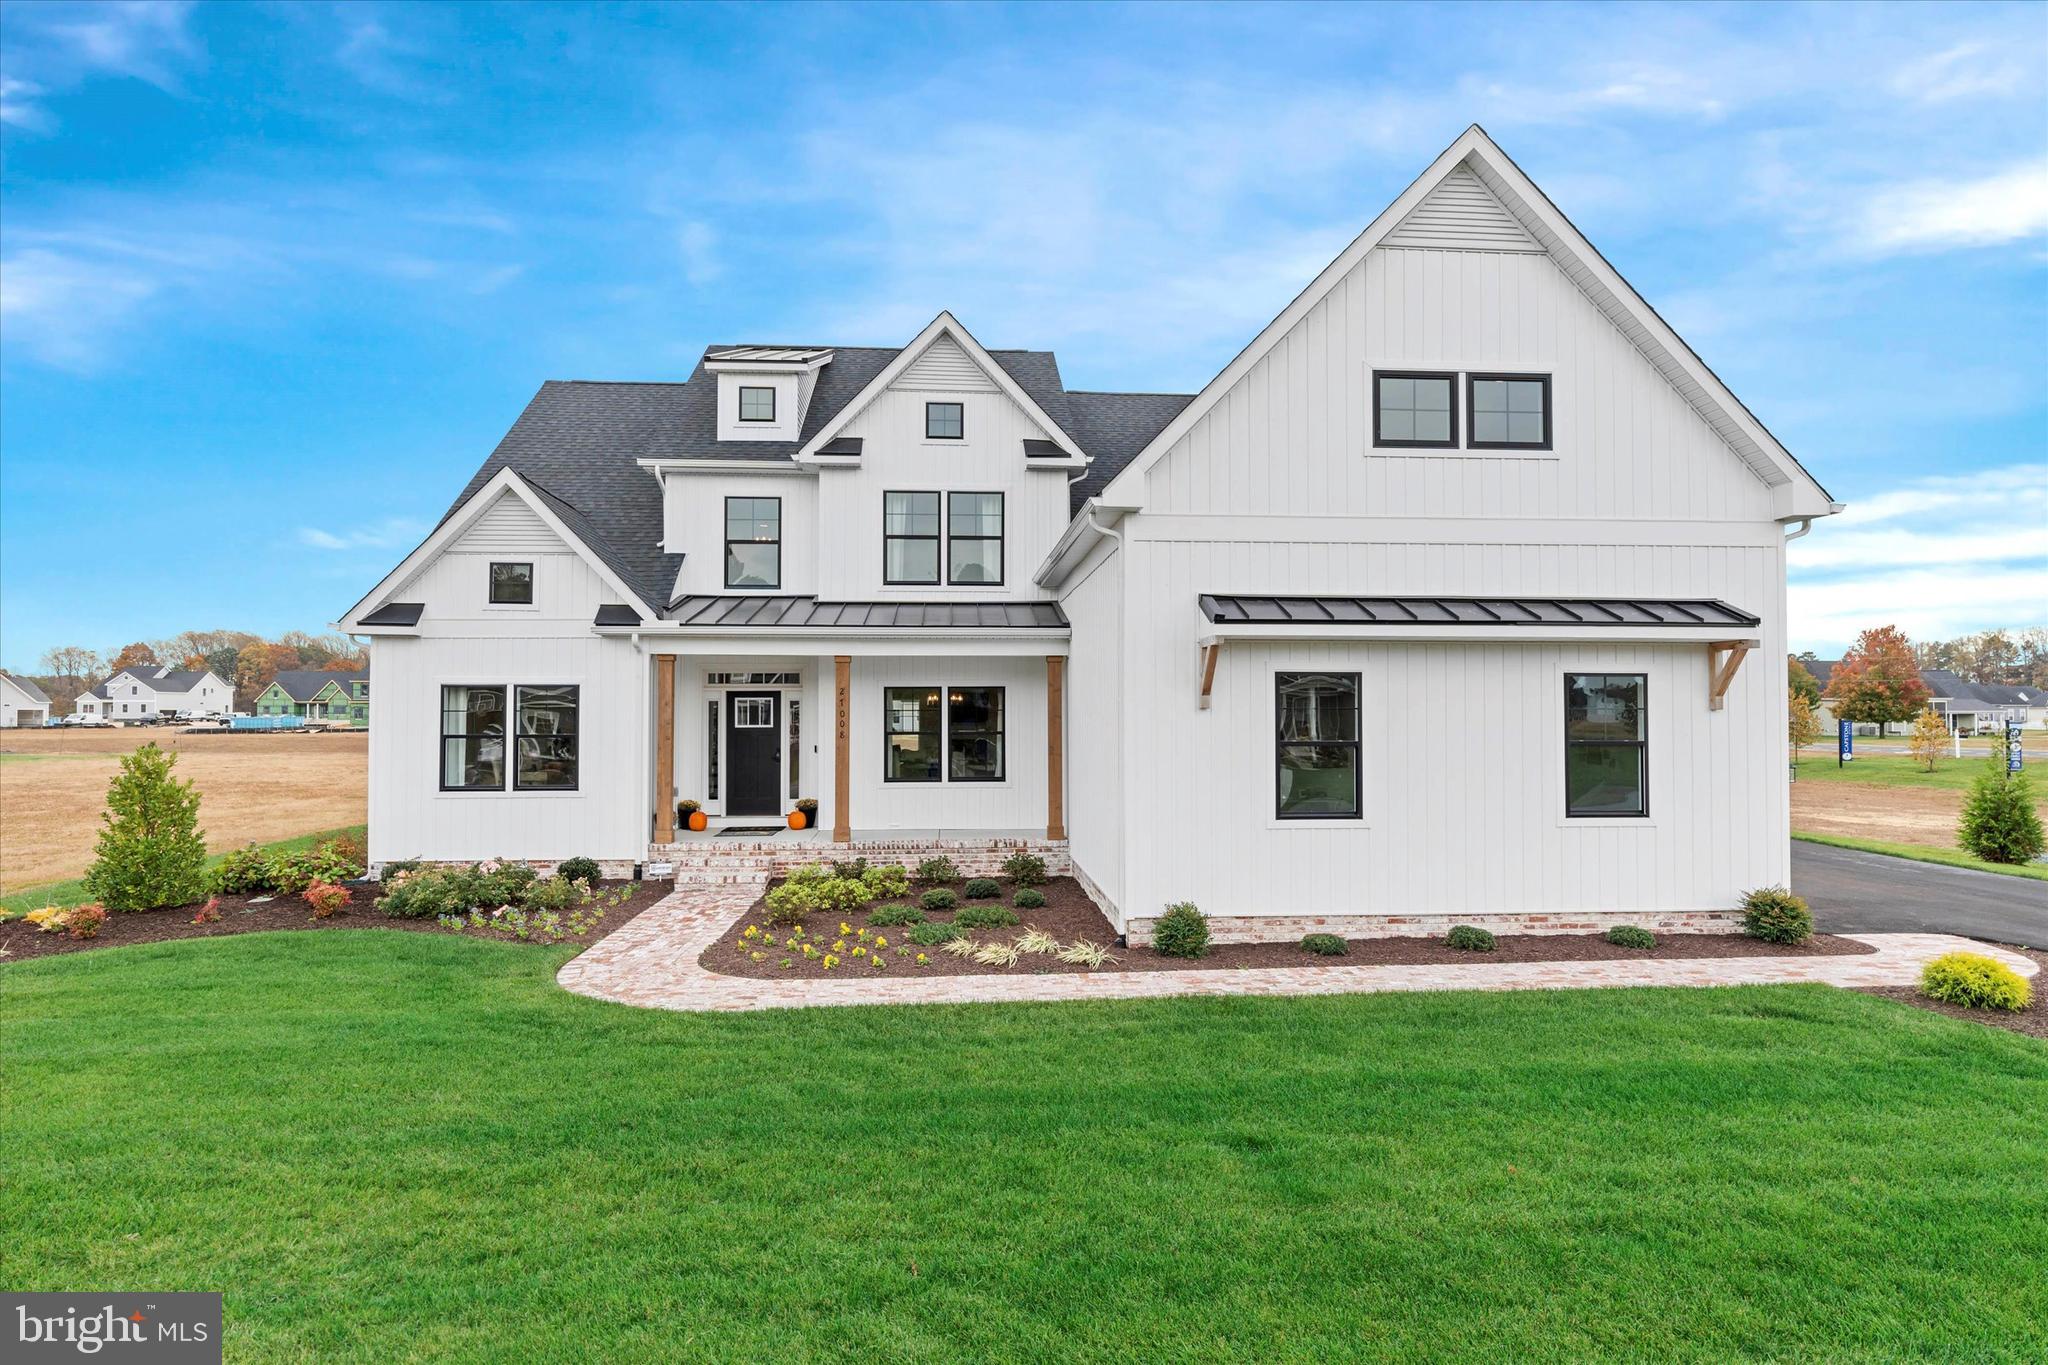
[947,491,1003,585]
[926,401,964,440]
[948,687,1005,782]
[1469,373,1551,450]
[1565,673,1646,817]
[1276,672,1361,819]
[738,385,776,422]
[884,491,940,584]
[489,561,533,604]
[884,687,942,782]
[724,497,781,588]
[1372,371,1457,448]
[514,685,579,791]
[441,685,506,791]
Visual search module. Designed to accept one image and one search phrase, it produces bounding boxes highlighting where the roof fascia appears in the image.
[794,312,1087,462]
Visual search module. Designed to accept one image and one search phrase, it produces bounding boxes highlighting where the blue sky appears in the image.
[2,0,2043,670]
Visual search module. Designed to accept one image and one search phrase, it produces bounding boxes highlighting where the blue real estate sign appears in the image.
[2009,724,2024,773]
[1838,719,1854,765]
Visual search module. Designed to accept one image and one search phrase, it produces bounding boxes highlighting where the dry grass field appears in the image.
[1792,782,1971,847]
[0,728,367,893]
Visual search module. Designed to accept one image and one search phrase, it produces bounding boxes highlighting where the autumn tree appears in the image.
[37,645,102,711]
[1788,656,1821,706]
[1907,707,1949,773]
[1824,626,1930,737]
[1788,689,1822,763]
[108,641,159,672]
[235,642,301,709]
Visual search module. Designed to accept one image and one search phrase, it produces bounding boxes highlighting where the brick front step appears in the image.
[647,837,1070,882]
[1123,910,1745,947]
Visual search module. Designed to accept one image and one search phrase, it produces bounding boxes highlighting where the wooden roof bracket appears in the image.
[1198,638,1220,710]
[1707,639,1757,711]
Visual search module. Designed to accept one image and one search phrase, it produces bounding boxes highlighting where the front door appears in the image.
[724,692,780,816]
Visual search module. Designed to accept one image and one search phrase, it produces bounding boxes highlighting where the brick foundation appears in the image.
[368,858,638,881]
[1123,909,1745,947]
[645,836,1069,885]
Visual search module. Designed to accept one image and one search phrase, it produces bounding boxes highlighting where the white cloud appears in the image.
[32,1,199,92]
[296,519,426,552]
[0,247,162,372]
[0,75,55,132]
[1851,159,2048,255]
[676,222,721,286]
[1891,41,2031,105]
[1791,567,2048,653]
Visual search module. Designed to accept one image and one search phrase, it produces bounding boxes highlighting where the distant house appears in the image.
[1808,659,2044,736]
[1,672,51,727]
[254,669,369,725]
[74,666,234,720]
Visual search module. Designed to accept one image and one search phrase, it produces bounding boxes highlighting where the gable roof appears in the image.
[266,669,367,703]
[0,671,50,705]
[1095,124,1838,521]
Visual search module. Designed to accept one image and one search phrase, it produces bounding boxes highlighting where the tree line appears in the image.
[29,630,365,714]
[1789,622,2044,745]
[1910,627,2048,689]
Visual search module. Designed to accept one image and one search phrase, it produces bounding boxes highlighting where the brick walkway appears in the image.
[556,878,2042,1014]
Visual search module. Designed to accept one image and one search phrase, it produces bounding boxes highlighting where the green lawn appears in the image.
[3,934,2044,1361]
[1794,831,2048,882]
[0,823,366,918]
[1790,752,2011,792]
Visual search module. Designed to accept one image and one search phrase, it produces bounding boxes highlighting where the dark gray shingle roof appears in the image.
[269,669,367,702]
[0,671,50,705]
[1064,391,1198,512]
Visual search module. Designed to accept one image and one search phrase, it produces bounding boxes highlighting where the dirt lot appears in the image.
[0,728,367,892]
[1792,779,2048,850]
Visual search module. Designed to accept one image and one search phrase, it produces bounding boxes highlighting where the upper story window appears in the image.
[738,386,776,423]
[1469,374,1551,450]
[884,491,941,585]
[947,492,1003,585]
[489,561,533,604]
[1373,371,1456,448]
[725,497,781,589]
[926,401,964,440]
[1565,673,1646,817]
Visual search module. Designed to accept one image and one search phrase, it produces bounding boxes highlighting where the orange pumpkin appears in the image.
[688,811,708,832]
[787,810,807,830]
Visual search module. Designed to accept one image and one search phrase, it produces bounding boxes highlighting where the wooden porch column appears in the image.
[653,654,676,843]
[833,655,852,843]
[1045,654,1066,840]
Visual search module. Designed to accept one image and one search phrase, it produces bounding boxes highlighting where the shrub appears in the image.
[907,921,961,946]
[1740,886,1813,944]
[82,741,209,911]
[521,876,581,914]
[303,881,351,918]
[920,888,959,912]
[1013,887,1047,910]
[766,874,868,923]
[327,830,369,873]
[379,858,423,884]
[829,856,871,880]
[867,903,924,927]
[1153,902,1210,958]
[1300,933,1347,956]
[1002,852,1048,886]
[914,856,958,886]
[556,856,602,885]
[1446,925,1497,952]
[1604,924,1657,950]
[763,880,819,924]
[376,861,534,920]
[191,897,222,925]
[24,906,68,934]
[210,845,273,895]
[954,904,1019,930]
[861,864,911,900]
[1920,952,2032,1012]
[65,904,108,940]
[963,878,1001,900]
[269,839,365,895]
[1958,766,2046,865]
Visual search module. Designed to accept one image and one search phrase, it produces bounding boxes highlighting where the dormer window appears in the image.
[738,386,776,423]
[926,401,964,440]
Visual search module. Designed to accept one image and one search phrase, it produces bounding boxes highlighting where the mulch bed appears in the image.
[1861,944,2048,1041]
[0,881,647,963]
[700,874,1877,979]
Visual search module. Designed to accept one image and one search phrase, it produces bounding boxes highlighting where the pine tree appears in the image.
[82,742,209,910]
[1907,707,1948,773]
[1957,732,2045,865]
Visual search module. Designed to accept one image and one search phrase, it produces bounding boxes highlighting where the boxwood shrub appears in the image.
[1740,886,1813,944]
[954,904,1019,930]
[1604,924,1657,950]
[1153,902,1209,958]
[962,878,1001,900]
[556,856,601,885]
[1013,887,1047,910]
[1445,925,1497,952]
[1001,852,1048,886]
[919,888,959,912]
[1300,933,1347,956]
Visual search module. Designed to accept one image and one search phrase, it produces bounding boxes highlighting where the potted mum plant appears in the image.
[678,799,707,832]
[793,798,818,831]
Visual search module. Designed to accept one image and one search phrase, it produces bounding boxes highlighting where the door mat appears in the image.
[717,826,787,836]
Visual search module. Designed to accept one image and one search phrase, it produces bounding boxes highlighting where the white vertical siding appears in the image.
[665,473,818,598]
[849,655,1049,831]
[1060,539,1125,910]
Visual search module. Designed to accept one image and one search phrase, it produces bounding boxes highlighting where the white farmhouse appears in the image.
[74,666,234,721]
[343,127,1839,941]
[1,671,51,727]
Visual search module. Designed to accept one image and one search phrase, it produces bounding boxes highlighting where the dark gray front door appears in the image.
[725,692,779,816]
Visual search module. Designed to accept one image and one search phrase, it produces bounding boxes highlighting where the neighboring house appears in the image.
[254,669,370,725]
[1809,660,2044,736]
[342,126,1839,940]
[1,671,51,727]
[74,666,234,720]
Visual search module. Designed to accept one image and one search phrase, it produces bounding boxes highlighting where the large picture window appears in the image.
[1276,672,1361,819]
[1468,373,1551,449]
[724,497,781,589]
[514,685,579,791]
[1373,371,1457,448]
[1565,673,1646,817]
[441,685,507,791]
[947,491,1003,585]
[884,685,1006,783]
[884,491,940,584]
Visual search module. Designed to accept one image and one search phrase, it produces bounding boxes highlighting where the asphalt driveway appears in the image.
[1793,841,2048,949]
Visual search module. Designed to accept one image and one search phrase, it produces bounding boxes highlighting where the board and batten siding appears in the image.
[848,655,1049,831]
[1058,539,1125,909]
[1141,246,1776,524]
[665,472,819,598]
